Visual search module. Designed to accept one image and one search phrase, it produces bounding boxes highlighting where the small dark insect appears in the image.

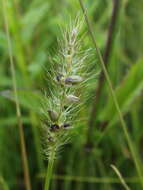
[56,74,63,82]
[50,124,60,132]
[63,123,70,128]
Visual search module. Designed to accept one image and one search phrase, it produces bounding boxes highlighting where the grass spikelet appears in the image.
[40,19,93,190]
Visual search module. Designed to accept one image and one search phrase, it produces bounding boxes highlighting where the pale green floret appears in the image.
[66,94,80,103]
[48,110,59,122]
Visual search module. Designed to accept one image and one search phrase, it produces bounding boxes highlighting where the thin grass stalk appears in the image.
[78,0,143,187]
[2,1,31,190]
[111,165,131,190]
[87,0,120,144]
[44,150,55,190]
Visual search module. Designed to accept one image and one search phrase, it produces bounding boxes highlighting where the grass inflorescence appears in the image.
[40,20,93,190]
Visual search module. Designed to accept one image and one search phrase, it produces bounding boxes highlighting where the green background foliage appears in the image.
[0,0,143,189]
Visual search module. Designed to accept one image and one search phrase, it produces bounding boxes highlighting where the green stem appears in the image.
[44,150,55,190]
[78,0,143,187]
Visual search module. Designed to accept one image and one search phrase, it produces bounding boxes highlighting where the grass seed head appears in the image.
[40,19,92,160]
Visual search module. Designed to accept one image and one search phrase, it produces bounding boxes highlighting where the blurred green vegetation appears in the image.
[0,0,143,190]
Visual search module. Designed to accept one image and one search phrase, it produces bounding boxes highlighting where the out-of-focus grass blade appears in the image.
[100,59,143,125]
[0,176,9,190]
[0,90,43,112]
[37,173,143,184]
[21,2,49,42]
[0,116,30,126]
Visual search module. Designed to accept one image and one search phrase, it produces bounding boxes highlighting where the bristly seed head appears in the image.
[40,19,92,160]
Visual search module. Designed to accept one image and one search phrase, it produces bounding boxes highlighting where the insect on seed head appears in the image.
[50,124,60,132]
[55,73,63,82]
[63,123,70,128]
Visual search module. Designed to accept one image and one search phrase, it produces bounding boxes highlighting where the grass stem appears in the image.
[44,150,55,190]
